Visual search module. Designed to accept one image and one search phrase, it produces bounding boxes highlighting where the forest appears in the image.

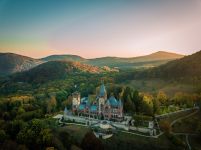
[0,67,201,149]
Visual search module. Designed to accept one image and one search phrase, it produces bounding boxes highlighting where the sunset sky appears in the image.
[0,0,201,58]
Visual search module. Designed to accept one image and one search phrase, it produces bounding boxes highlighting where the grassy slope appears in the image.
[172,110,201,134]
[124,79,195,97]
[59,125,180,150]
[146,50,201,80]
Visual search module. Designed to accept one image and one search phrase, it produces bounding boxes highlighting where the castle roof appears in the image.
[81,97,88,102]
[107,96,118,106]
[90,105,97,112]
[78,104,85,110]
[106,96,122,107]
[64,107,68,113]
[99,82,106,97]
[81,97,89,105]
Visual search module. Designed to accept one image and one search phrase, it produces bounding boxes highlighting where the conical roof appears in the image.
[99,82,106,97]
[64,107,68,114]
[108,96,118,106]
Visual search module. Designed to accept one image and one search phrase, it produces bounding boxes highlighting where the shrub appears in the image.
[159,120,171,133]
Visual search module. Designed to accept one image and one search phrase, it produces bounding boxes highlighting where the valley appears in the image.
[0,51,184,76]
[0,50,200,150]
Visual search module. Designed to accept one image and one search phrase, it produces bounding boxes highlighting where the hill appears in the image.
[10,61,114,83]
[115,50,201,95]
[0,51,184,77]
[121,50,201,83]
[41,54,86,62]
[41,51,184,69]
[128,51,184,62]
[0,53,42,76]
[146,50,201,80]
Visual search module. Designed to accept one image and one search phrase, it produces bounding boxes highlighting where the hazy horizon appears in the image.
[0,0,201,58]
[1,49,192,59]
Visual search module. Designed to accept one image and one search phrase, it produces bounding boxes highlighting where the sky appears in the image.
[0,0,201,58]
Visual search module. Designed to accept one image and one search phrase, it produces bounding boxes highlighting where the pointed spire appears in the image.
[99,81,106,97]
[64,106,68,114]
[119,99,123,107]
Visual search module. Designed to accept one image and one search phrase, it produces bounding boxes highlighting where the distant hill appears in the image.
[128,51,184,62]
[41,51,184,69]
[129,50,201,82]
[0,53,42,76]
[10,61,114,83]
[41,54,86,62]
[0,51,184,76]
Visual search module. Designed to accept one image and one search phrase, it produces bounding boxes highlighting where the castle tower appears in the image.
[64,107,68,120]
[98,81,107,114]
[99,81,107,100]
[72,92,80,111]
[118,99,123,117]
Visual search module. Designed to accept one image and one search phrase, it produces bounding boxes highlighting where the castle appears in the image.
[71,82,124,121]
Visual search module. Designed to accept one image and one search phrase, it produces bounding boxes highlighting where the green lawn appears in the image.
[54,109,200,150]
[172,110,201,134]
[56,124,186,150]
[102,131,186,150]
[160,110,201,150]
[158,109,195,124]
[58,125,90,142]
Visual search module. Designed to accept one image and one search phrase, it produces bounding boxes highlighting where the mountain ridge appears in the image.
[9,60,116,84]
[134,50,201,81]
[41,51,184,62]
[0,53,43,76]
[0,51,185,76]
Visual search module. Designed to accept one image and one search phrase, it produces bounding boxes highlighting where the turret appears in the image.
[99,81,107,100]
[72,92,81,110]
[118,99,123,117]
[64,106,68,120]
[98,81,107,114]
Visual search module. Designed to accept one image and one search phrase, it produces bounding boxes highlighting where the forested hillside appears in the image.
[0,53,42,76]
[143,50,201,81]
[7,61,114,84]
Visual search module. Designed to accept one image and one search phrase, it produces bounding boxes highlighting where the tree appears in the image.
[8,120,26,140]
[3,112,11,121]
[16,119,55,149]
[130,90,142,113]
[17,119,43,148]
[122,86,134,113]
[122,86,131,103]
[157,91,167,106]
[56,90,68,110]
[62,95,72,110]
[17,107,25,115]
[153,98,160,115]
[0,130,7,143]
[124,96,135,113]
[159,120,171,133]
[1,140,18,150]
[47,96,57,113]
[38,129,53,146]
[81,131,103,150]
[197,122,201,139]
[58,130,73,149]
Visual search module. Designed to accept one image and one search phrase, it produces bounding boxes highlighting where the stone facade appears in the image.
[71,82,124,121]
